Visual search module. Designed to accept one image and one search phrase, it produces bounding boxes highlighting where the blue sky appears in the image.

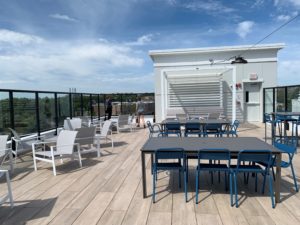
[0,0,299,93]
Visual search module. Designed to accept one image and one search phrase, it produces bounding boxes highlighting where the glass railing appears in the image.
[264,84,300,115]
[0,89,154,136]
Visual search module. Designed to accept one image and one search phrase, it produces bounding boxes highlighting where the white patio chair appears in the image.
[32,130,81,176]
[96,120,114,148]
[75,126,100,157]
[0,170,14,208]
[0,135,14,208]
[0,135,13,172]
[116,114,132,132]
[9,128,44,163]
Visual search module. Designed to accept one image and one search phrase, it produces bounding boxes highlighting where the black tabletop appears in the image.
[271,112,300,116]
[141,137,281,154]
[161,118,231,125]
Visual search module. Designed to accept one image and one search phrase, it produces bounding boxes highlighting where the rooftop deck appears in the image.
[0,123,300,225]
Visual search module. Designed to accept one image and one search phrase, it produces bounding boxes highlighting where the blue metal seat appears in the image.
[161,121,181,137]
[152,148,187,203]
[184,121,205,137]
[231,150,275,208]
[273,139,298,192]
[195,148,231,204]
[146,121,162,138]
[204,123,222,137]
[221,120,239,137]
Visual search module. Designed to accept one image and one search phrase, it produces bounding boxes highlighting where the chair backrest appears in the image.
[165,122,181,131]
[185,122,200,131]
[274,140,296,163]
[56,130,78,154]
[197,148,231,166]
[118,114,130,126]
[232,120,240,132]
[155,148,185,162]
[101,120,112,136]
[205,123,221,130]
[75,126,96,145]
[147,121,153,133]
[264,113,271,123]
[8,128,20,141]
[237,150,273,170]
[70,118,82,130]
[0,135,8,158]
[64,119,74,130]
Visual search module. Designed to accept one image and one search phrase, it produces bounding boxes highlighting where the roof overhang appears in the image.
[149,43,285,61]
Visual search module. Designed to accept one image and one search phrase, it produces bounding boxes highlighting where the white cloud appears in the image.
[0,31,145,92]
[274,0,300,8]
[236,21,255,38]
[49,13,78,22]
[252,0,265,7]
[167,0,235,14]
[277,15,291,22]
[126,34,153,46]
[0,29,43,46]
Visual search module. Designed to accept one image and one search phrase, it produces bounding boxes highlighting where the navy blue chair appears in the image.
[184,121,205,137]
[273,140,298,192]
[146,121,162,138]
[195,148,231,204]
[152,148,187,203]
[231,150,275,208]
[204,123,222,137]
[225,120,240,137]
[162,122,181,137]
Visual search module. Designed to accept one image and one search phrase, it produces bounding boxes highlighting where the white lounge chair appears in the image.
[0,135,13,172]
[9,128,44,162]
[0,135,14,208]
[32,130,81,176]
[0,170,13,208]
[96,120,114,148]
[75,126,100,157]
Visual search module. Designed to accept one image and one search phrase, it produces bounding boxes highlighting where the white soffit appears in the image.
[164,67,231,77]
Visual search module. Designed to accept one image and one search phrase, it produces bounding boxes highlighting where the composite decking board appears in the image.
[0,125,300,225]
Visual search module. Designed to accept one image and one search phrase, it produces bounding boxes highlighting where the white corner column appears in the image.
[232,67,236,123]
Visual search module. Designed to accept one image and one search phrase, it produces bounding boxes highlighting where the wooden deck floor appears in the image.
[0,123,300,225]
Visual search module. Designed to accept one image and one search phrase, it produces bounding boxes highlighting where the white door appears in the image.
[244,83,261,122]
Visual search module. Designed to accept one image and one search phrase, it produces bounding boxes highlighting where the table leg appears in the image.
[275,153,282,203]
[141,152,147,198]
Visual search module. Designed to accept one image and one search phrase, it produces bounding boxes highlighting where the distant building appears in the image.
[149,43,284,122]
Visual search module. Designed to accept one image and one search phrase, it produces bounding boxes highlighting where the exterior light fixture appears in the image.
[231,56,248,64]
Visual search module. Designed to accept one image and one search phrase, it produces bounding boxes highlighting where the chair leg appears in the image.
[152,169,156,203]
[268,174,275,208]
[290,162,299,192]
[272,166,275,181]
[234,173,238,207]
[230,172,233,206]
[225,172,228,191]
[184,170,187,202]
[33,154,37,171]
[51,155,56,176]
[195,169,199,204]
[78,152,82,168]
[255,173,258,192]
[262,173,267,194]
[4,171,14,208]
[178,169,181,189]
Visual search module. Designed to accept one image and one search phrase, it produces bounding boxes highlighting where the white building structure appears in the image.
[149,43,284,123]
